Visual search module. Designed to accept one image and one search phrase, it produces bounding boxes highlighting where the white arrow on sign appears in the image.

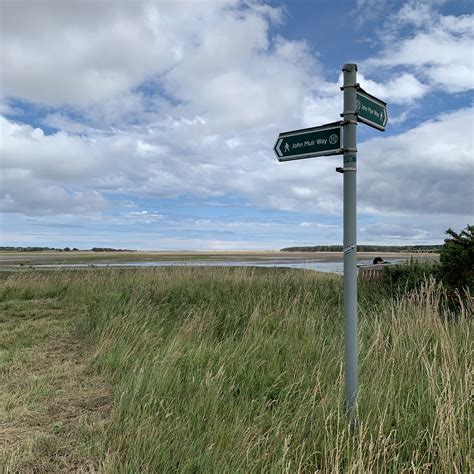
[276,138,284,157]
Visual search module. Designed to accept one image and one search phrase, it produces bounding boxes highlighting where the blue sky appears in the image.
[1,0,473,250]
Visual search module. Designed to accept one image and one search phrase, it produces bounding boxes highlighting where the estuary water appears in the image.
[29,258,405,275]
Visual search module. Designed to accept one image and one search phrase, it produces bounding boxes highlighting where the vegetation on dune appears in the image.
[280,244,442,253]
[1,267,471,472]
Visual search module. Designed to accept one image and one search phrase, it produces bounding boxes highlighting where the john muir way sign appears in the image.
[273,64,388,420]
[273,122,342,162]
[356,88,388,131]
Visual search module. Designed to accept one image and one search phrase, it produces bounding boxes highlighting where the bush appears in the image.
[438,225,474,293]
[382,260,439,295]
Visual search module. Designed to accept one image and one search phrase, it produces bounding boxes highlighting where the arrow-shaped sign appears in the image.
[275,138,283,157]
[356,88,388,131]
[274,122,343,162]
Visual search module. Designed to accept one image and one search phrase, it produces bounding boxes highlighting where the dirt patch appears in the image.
[0,299,113,472]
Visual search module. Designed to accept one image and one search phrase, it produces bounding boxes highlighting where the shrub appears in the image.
[438,225,474,292]
[382,260,439,295]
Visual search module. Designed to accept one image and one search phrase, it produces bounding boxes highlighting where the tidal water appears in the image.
[28,258,405,275]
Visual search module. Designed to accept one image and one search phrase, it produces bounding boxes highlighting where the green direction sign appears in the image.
[274,122,342,162]
[356,89,387,131]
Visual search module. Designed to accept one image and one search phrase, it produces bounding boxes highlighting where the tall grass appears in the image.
[2,267,472,472]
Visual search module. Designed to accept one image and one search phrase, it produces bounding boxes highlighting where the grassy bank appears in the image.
[1,268,471,472]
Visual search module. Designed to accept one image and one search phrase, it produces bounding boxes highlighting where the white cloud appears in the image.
[440,14,474,35]
[353,0,388,28]
[301,89,342,129]
[0,168,106,215]
[2,105,472,220]
[43,113,100,135]
[0,117,111,181]
[359,212,471,245]
[396,1,435,27]
[1,0,472,247]
[365,3,474,93]
[426,64,474,94]
[358,73,429,104]
[1,0,314,132]
[358,107,474,216]
[1,1,178,106]
[1,0,325,136]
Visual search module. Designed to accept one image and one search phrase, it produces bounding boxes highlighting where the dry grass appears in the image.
[0,290,113,472]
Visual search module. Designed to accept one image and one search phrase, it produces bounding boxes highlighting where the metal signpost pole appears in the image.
[342,63,358,419]
[274,62,387,421]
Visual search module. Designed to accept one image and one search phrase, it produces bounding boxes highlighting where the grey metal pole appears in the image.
[342,63,358,418]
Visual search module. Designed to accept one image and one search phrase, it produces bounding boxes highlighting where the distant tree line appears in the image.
[0,246,76,252]
[90,247,136,252]
[280,245,442,253]
[0,246,135,252]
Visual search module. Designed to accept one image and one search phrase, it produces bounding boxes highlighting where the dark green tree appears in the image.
[439,225,474,292]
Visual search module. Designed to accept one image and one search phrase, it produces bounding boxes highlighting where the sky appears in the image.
[0,0,473,250]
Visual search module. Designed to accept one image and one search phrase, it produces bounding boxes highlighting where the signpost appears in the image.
[356,88,388,131]
[341,64,358,421]
[274,122,342,162]
[273,63,387,421]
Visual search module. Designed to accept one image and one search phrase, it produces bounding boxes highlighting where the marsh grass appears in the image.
[1,267,472,472]
[0,271,113,472]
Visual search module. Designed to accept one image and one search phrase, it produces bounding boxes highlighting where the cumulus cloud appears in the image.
[358,73,429,104]
[358,107,473,216]
[365,2,474,93]
[359,212,472,245]
[1,0,472,247]
[2,106,471,222]
[1,0,178,106]
[0,168,106,215]
[1,0,315,132]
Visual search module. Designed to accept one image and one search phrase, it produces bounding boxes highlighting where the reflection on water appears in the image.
[29,259,389,275]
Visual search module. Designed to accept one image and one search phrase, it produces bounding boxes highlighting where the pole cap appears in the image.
[342,63,358,72]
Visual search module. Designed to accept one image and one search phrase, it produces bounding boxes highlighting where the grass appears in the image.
[1,267,472,472]
[0,272,113,472]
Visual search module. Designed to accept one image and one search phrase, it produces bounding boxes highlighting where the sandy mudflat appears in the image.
[0,250,439,267]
